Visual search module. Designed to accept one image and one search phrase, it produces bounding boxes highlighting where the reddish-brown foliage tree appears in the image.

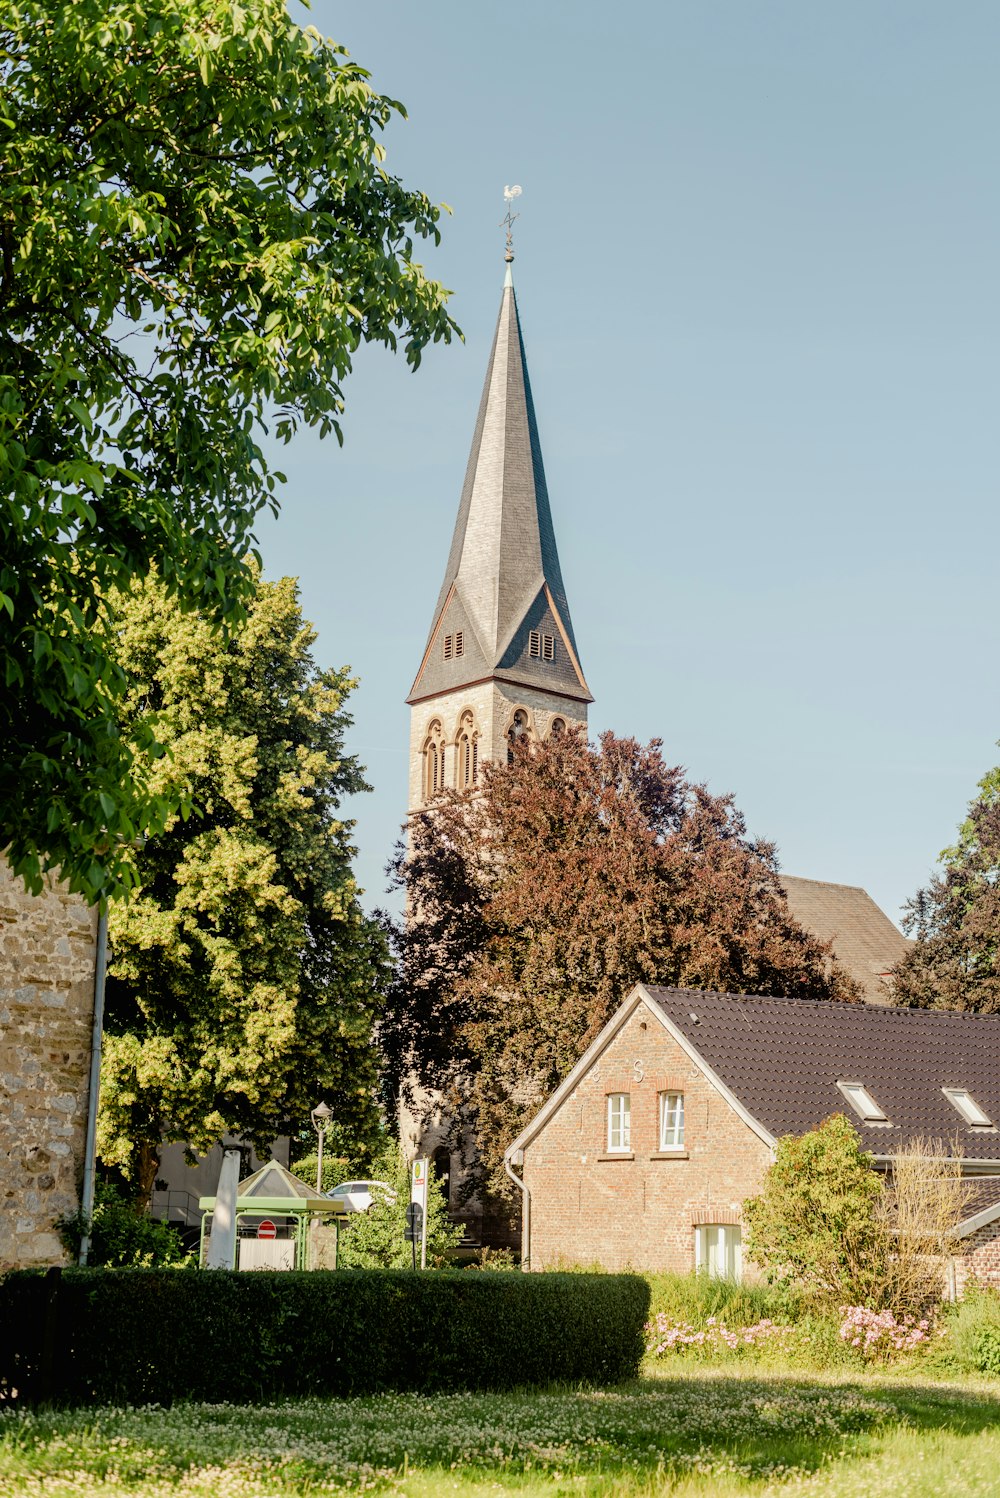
[382,729,859,1202]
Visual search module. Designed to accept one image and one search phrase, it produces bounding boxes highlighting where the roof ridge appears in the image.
[646,984,1000,1023]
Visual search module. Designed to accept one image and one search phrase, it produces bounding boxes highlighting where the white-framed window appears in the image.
[607,1093,631,1153]
[943,1088,993,1128]
[837,1081,890,1124]
[658,1091,685,1150]
[695,1224,742,1281]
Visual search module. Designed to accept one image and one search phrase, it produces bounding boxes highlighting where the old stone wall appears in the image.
[522,1002,772,1272]
[0,856,97,1268]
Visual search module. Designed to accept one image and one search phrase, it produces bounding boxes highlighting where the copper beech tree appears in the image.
[383,729,859,1202]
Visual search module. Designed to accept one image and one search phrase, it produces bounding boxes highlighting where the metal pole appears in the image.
[503,1150,531,1271]
[316,1125,324,1193]
[79,903,108,1266]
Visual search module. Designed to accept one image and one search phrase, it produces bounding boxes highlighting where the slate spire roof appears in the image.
[408,264,591,705]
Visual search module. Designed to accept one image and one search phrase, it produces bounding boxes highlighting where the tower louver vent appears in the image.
[529,630,555,661]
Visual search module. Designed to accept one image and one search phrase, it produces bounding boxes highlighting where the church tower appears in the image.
[407,259,591,810]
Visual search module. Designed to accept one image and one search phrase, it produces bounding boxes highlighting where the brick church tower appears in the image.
[402,251,591,1240]
[406,257,592,812]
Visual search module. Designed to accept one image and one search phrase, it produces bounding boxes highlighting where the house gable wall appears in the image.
[523,1003,771,1271]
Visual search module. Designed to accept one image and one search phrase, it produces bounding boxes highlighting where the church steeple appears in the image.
[407,258,591,813]
[408,265,591,709]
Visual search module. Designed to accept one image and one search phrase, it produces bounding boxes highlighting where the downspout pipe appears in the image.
[503,1147,530,1271]
[79,902,108,1266]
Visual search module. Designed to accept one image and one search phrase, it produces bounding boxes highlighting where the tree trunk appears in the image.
[134,1139,161,1213]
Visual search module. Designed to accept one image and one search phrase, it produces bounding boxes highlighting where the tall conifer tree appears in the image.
[893,754,1000,1012]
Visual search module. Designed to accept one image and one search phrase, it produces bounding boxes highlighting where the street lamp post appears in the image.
[310,1101,332,1193]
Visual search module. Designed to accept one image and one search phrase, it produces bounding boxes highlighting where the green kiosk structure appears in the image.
[199,1160,347,1270]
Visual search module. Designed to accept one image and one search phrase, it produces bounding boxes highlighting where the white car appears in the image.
[324,1179,395,1213]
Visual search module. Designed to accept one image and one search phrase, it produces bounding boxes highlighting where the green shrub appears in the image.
[0,1266,649,1405]
[640,1274,867,1372]
[939,1289,1000,1376]
[743,1114,889,1307]
[644,1271,796,1328]
[290,1154,354,1195]
[57,1182,190,1268]
[337,1145,462,1269]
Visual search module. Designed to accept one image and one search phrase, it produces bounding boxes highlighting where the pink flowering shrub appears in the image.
[645,1312,793,1360]
[838,1305,931,1361]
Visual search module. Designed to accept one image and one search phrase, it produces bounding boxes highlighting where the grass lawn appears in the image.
[2,1365,999,1497]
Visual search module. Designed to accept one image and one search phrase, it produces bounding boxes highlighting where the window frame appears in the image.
[695,1224,742,1281]
[606,1092,631,1153]
[943,1087,993,1128]
[836,1080,891,1125]
[658,1090,685,1151]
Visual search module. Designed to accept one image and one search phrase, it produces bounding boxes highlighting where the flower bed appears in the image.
[646,1312,794,1359]
[838,1305,931,1360]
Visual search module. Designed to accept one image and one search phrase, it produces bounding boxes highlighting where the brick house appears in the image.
[504,984,1000,1281]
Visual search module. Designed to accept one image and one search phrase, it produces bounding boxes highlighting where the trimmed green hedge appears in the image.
[0,1267,648,1404]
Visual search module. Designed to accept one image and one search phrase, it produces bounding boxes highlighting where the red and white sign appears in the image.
[257,1219,276,1240]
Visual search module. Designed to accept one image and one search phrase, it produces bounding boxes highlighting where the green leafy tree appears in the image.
[893,755,1000,1012]
[337,1145,463,1270]
[383,729,859,1206]
[0,0,456,900]
[743,1115,888,1307]
[97,567,388,1205]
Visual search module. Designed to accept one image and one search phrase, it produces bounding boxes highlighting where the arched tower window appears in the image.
[456,710,480,789]
[507,708,530,765]
[432,1145,451,1207]
[549,717,566,738]
[423,720,445,801]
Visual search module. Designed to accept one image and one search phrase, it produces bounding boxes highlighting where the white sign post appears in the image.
[411,1156,429,1269]
[206,1148,241,1269]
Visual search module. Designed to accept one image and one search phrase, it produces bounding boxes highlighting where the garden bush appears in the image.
[0,1266,649,1405]
[57,1182,190,1268]
[644,1271,795,1328]
[641,1273,935,1372]
[939,1288,1000,1375]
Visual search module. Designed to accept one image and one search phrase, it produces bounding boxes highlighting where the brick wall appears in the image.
[0,857,97,1268]
[958,1218,1000,1287]
[522,1000,772,1272]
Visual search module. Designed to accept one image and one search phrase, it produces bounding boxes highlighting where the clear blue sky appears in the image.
[257,1,999,927]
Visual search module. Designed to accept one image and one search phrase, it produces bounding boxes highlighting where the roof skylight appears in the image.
[943,1088,993,1128]
[837,1081,890,1125]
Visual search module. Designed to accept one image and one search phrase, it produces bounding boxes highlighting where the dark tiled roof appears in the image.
[958,1177,1000,1226]
[780,876,911,1005]
[645,986,1000,1160]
